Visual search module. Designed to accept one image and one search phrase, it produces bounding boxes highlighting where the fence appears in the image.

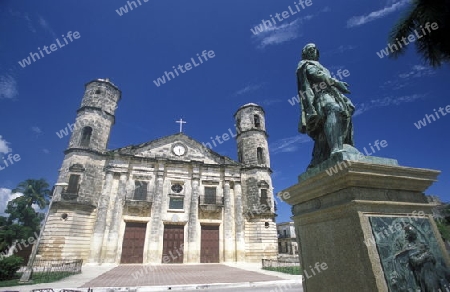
[262,258,299,268]
[31,289,87,292]
[30,259,83,282]
[0,258,82,282]
[262,258,301,275]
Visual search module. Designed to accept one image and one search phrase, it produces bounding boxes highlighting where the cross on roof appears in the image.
[176,118,187,132]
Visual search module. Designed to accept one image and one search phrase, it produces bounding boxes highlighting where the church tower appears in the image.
[38,79,121,261]
[235,103,270,167]
[234,103,277,262]
[60,78,121,205]
[67,78,121,152]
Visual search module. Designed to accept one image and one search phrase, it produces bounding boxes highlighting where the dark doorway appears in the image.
[162,225,184,263]
[120,222,146,264]
[200,225,219,263]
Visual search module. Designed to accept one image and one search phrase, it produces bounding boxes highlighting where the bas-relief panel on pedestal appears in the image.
[369,216,450,291]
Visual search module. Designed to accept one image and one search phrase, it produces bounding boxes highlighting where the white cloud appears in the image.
[347,0,410,28]
[257,99,282,106]
[381,65,436,90]
[234,83,263,96]
[354,94,426,116]
[9,10,36,33]
[254,18,303,49]
[323,45,358,57]
[31,126,43,139]
[398,65,436,79]
[251,7,330,49]
[31,126,42,134]
[0,136,11,154]
[37,15,56,38]
[42,148,50,154]
[271,135,311,154]
[0,188,20,216]
[0,74,18,99]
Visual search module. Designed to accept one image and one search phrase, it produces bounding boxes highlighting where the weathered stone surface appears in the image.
[39,81,277,265]
[282,160,449,292]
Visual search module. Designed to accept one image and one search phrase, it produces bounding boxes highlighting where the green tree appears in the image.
[11,179,50,209]
[0,179,51,253]
[433,202,450,241]
[388,0,450,67]
[6,179,50,227]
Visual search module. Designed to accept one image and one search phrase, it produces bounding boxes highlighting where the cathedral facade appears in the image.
[38,78,277,264]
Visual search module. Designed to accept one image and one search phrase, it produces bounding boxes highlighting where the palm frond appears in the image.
[388,6,420,58]
[388,0,450,67]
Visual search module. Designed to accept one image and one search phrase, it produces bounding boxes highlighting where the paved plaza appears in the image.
[0,263,301,292]
[81,264,283,288]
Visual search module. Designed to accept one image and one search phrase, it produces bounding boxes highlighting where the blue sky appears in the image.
[0,0,449,223]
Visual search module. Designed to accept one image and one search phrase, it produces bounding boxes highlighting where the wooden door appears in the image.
[162,225,184,263]
[200,225,219,263]
[120,222,146,264]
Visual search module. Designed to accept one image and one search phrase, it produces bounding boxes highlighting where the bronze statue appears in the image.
[296,43,355,168]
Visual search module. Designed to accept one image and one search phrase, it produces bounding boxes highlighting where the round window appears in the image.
[171,184,183,193]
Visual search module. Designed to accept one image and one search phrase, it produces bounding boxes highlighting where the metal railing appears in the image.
[29,259,83,281]
[262,258,299,268]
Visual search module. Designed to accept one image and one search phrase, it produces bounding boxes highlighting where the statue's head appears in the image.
[404,225,418,241]
[302,43,319,61]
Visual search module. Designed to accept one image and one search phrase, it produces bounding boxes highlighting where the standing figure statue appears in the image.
[296,43,355,168]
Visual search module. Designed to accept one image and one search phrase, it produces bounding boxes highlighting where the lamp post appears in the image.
[19,182,68,283]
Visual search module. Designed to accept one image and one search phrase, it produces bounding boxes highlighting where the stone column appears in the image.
[89,171,114,263]
[103,172,127,263]
[234,182,246,262]
[147,162,164,263]
[187,164,200,263]
[223,180,235,261]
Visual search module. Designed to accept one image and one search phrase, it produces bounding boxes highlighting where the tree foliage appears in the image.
[433,202,450,242]
[389,0,450,67]
[0,179,50,253]
[0,255,23,280]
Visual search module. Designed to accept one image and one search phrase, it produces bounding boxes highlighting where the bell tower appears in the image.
[58,78,121,204]
[39,79,121,262]
[234,103,277,262]
[234,103,270,167]
[68,78,121,152]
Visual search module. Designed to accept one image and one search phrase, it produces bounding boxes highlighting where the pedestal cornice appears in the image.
[283,160,440,206]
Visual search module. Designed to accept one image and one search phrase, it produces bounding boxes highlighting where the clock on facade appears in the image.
[172,144,186,156]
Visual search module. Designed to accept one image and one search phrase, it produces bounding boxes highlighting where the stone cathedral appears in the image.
[38,78,278,264]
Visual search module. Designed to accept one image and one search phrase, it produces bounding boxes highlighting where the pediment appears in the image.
[110,133,239,166]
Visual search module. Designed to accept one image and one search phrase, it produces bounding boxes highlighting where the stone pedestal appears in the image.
[282,152,450,292]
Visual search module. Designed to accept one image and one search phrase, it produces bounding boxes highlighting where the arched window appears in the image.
[254,115,261,128]
[257,147,265,164]
[80,127,92,147]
